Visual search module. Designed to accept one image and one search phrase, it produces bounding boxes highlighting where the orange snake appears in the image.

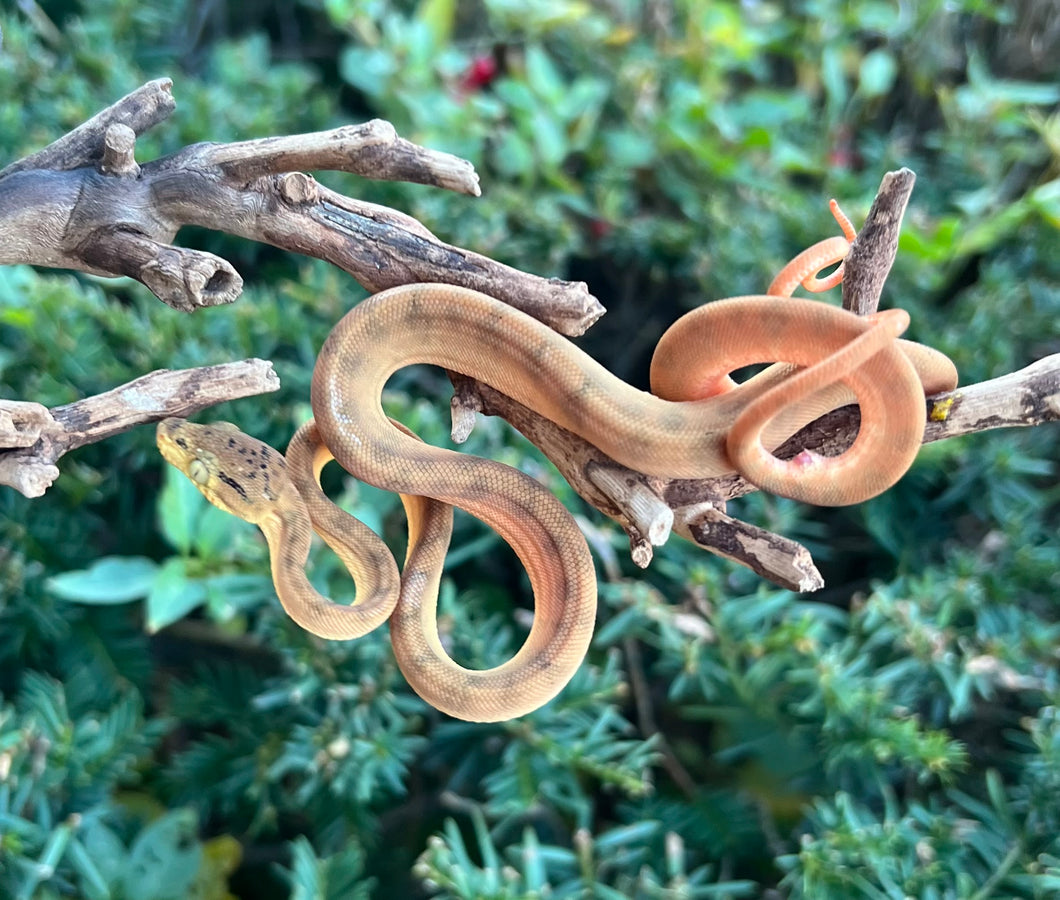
[156,204,958,722]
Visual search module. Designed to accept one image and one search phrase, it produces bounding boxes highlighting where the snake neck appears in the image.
[259,505,315,607]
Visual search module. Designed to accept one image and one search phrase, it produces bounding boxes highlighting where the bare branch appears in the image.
[1,361,279,498]
[227,174,603,335]
[925,354,1060,441]
[0,83,601,332]
[0,401,55,449]
[445,170,1055,589]
[450,350,1060,590]
[80,233,243,311]
[200,119,481,196]
[677,506,824,593]
[450,372,828,587]
[1,81,604,500]
[841,167,916,315]
[587,463,674,548]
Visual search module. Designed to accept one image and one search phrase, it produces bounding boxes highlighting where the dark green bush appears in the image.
[2,0,1059,897]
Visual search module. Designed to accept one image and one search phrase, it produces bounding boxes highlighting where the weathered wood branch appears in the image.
[0,78,177,178]
[0,362,279,498]
[0,81,602,333]
[841,167,916,315]
[452,357,1060,592]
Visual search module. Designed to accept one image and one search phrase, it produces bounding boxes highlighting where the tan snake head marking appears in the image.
[156,418,401,642]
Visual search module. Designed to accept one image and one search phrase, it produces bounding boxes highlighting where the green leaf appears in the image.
[46,556,158,604]
[415,0,456,45]
[204,573,274,620]
[557,77,607,126]
[858,49,897,98]
[157,454,254,560]
[287,837,324,900]
[492,130,535,177]
[78,820,128,887]
[120,809,202,900]
[821,44,849,114]
[158,463,203,555]
[285,836,373,900]
[525,44,564,103]
[66,834,118,900]
[533,112,568,168]
[339,46,396,97]
[1030,177,1060,227]
[493,78,537,114]
[602,128,654,168]
[192,499,251,559]
[146,558,208,633]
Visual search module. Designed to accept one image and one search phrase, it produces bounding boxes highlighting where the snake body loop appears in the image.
[313,285,954,508]
[159,234,958,721]
[155,419,401,640]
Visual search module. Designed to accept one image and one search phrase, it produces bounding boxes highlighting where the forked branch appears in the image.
[450,169,1058,590]
[0,79,601,331]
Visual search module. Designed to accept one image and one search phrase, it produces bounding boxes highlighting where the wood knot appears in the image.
[100,124,140,177]
[279,172,318,204]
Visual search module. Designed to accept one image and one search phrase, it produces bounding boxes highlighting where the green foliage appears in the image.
[415,805,759,899]
[0,672,197,899]
[2,0,1059,897]
[281,836,374,900]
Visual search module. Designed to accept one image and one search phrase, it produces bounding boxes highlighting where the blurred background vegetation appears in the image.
[1,0,1059,896]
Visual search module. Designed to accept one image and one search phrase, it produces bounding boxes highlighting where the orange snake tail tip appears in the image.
[828,198,857,242]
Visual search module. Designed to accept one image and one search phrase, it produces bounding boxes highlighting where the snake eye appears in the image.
[188,458,210,485]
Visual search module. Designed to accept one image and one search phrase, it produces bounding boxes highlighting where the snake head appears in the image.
[156,418,290,525]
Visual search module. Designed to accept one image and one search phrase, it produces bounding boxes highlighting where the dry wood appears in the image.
[841,168,916,315]
[0,81,599,497]
[0,82,601,333]
[0,78,176,178]
[1,362,278,498]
